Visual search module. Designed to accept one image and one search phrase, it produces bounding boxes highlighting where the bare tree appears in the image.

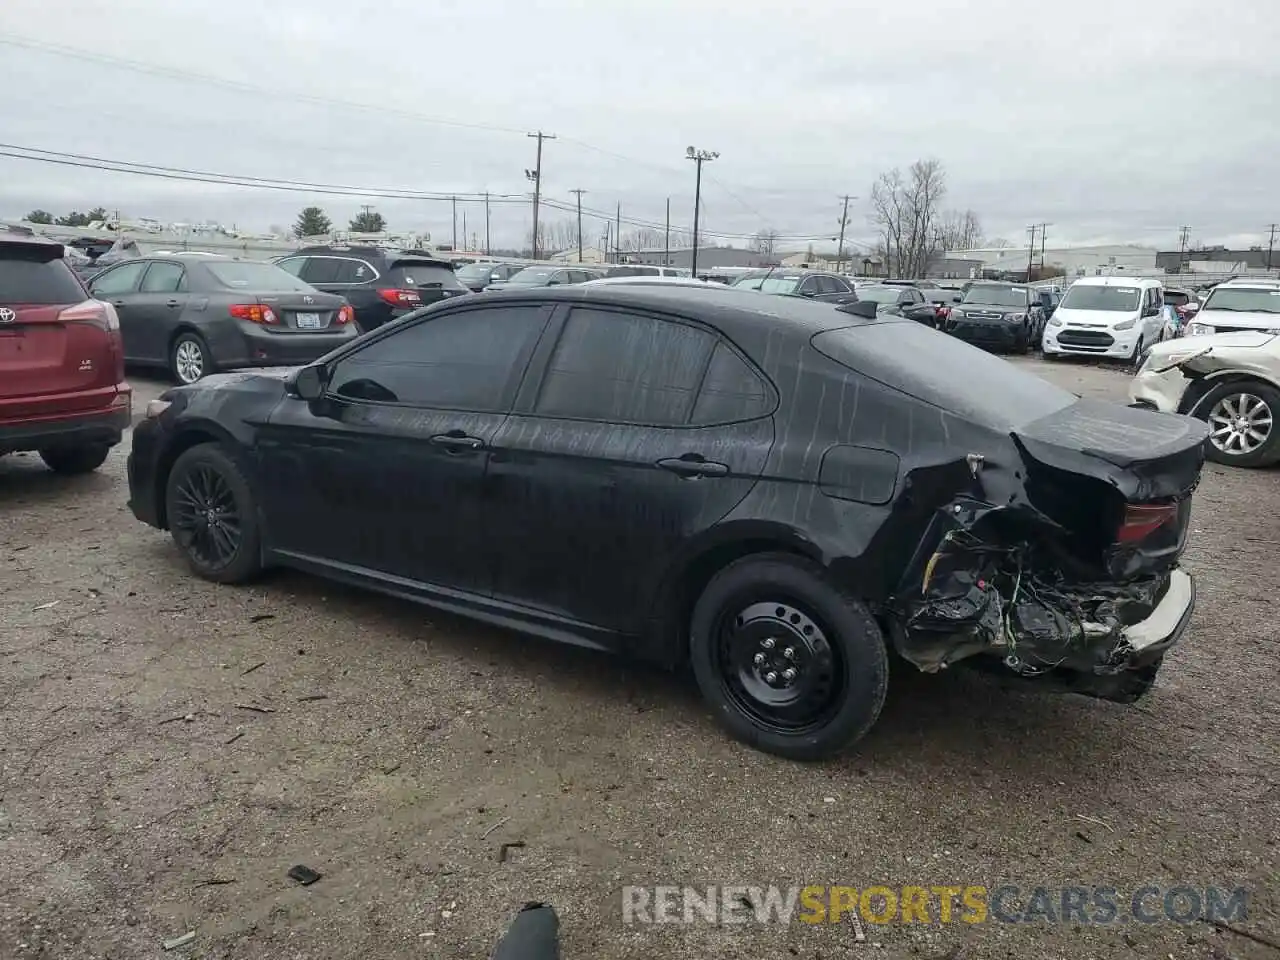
[987,237,1014,249]
[936,209,984,251]
[869,160,949,278]
[750,228,781,257]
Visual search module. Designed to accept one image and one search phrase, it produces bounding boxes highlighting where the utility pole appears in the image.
[1178,226,1191,272]
[664,197,670,267]
[686,146,719,278]
[451,197,457,252]
[1025,225,1038,281]
[484,192,491,256]
[569,189,587,263]
[614,203,621,264]
[1267,223,1277,271]
[836,195,853,273]
[526,131,556,260]
[603,221,612,264]
[462,210,468,252]
[1038,222,1051,271]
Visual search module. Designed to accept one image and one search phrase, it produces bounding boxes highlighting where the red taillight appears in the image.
[378,288,422,307]
[63,300,124,379]
[229,303,278,325]
[1116,503,1178,543]
[336,304,355,325]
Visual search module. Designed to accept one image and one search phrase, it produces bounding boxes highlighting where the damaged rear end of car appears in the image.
[813,319,1207,704]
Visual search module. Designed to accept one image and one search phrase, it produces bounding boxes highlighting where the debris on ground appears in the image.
[241,661,266,676]
[497,841,525,863]
[287,865,322,886]
[162,931,196,950]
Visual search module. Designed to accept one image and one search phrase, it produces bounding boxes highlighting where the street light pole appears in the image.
[570,189,587,263]
[836,195,855,273]
[686,146,718,277]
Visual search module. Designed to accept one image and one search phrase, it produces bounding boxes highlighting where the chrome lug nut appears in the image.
[782,667,797,681]
[753,653,766,666]
[761,638,776,650]
[764,671,778,684]
[783,646,796,660]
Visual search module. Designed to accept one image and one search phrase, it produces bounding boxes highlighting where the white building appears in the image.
[550,245,608,264]
[950,244,1159,278]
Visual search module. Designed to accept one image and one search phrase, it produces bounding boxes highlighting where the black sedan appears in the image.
[947,282,1044,353]
[852,284,940,325]
[88,253,357,384]
[731,269,858,303]
[127,284,1205,760]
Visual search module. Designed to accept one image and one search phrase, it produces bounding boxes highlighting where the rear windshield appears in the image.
[388,261,466,290]
[733,274,803,294]
[1059,284,1140,312]
[607,266,660,278]
[962,285,1028,307]
[1164,291,1191,307]
[853,286,900,304]
[206,261,314,292]
[1202,287,1280,314]
[812,321,1076,430]
[0,249,87,303]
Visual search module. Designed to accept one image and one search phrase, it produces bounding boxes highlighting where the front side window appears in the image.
[89,261,147,296]
[328,305,547,410]
[534,308,715,425]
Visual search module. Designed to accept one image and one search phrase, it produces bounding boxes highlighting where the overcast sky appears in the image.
[1,0,1277,253]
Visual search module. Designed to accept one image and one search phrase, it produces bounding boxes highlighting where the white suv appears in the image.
[1186,278,1280,337]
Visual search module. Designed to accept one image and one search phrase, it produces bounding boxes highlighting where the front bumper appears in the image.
[1043,326,1140,358]
[126,417,164,528]
[0,396,130,454]
[1128,364,1192,413]
[949,319,1023,346]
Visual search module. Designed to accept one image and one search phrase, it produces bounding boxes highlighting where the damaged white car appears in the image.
[1130,331,1280,467]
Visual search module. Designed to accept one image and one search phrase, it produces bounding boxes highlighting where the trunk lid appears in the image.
[255,291,347,332]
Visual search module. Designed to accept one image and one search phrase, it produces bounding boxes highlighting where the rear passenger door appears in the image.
[484,305,776,634]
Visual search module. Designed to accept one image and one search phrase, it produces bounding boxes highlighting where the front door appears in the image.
[485,305,775,634]
[257,302,552,594]
[86,261,149,361]
[128,261,190,363]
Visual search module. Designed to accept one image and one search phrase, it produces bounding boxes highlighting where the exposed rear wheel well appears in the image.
[663,539,815,664]
[154,431,221,528]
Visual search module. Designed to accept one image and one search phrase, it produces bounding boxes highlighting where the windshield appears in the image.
[1202,287,1280,314]
[733,274,803,294]
[1059,284,1141,312]
[854,286,901,304]
[812,322,1076,430]
[962,285,1028,307]
[205,261,314,291]
[455,264,492,281]
[507,267,556,284]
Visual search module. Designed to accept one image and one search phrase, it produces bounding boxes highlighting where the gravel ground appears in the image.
[1,360,1277,960]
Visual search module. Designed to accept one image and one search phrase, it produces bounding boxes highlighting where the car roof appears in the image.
[0,228,63,251]
[584,276,712,287]
[461,283,866,337]
[1071,276,1161,288]
[1218,277,1280,288]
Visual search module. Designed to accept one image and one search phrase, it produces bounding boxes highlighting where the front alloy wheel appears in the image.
[165,444,263,582]
[171,334,210,385]
[1205,389,1277,466]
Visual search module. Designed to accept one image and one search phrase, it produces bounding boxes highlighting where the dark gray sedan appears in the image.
[87,254,358,384]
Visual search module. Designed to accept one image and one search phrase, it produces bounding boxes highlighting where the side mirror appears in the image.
[291,364,327,401]
[546,278,561,286]
[952,295,962,303]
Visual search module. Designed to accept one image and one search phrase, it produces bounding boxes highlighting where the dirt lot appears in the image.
[2,360,1278,960]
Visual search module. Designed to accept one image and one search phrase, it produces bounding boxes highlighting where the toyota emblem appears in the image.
[0,307,15,323]
[303,295,314,304]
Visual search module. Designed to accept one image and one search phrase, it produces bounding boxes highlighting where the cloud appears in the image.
[1,0,1277,251]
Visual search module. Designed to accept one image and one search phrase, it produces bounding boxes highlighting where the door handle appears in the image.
[111,300,126,308]
[656,455,729,478]
[430,433,485,451]
[166,299,181,307]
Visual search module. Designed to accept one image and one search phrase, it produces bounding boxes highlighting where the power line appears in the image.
[0,142,853,244]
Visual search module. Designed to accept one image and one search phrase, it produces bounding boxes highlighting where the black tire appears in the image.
[39,444,111,474]
[164,443,263,583]
[1195,380,1280,468]
[688,553,889,761]
[1127,334,1145,366]
[1014,329,1030,355]
[170,331,214,385]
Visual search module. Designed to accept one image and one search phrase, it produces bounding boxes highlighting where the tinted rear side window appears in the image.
[388,262,465,290]
[0,250,86,303]
[811,321,1075,430]
[690,342,772,424]
[536,308,715,425]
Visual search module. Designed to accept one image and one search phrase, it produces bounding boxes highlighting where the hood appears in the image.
[175,367,298,395]
[1052,307,1137,327]
[1196,308,1280,331]
[1148,330,1275,359]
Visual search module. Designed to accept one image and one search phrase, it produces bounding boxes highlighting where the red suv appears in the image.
[0,230,131,473]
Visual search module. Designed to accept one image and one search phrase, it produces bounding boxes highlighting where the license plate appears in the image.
[295,312,322,329]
